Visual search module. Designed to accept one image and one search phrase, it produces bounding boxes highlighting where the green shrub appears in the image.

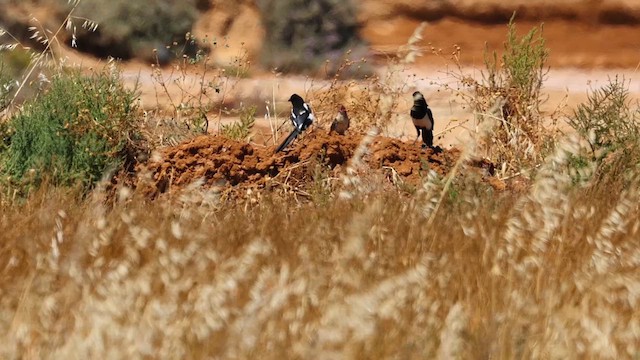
[221,105,256,142]
[1,67,143,191]
[566,77,640,193]
[0,64,13,112]
[257,0,369,75]
[569,76,640,156]
[458,16,552,176]
[0,48,33,152]
[0,119,10,155]
[73,0,199,62]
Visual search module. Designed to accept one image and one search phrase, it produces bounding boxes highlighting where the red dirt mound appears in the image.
[137,131,464,197]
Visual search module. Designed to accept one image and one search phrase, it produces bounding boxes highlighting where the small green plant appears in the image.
[221,105,256,142]
[220,45,252,79]
[567,77,640,193]
[147,37,252,146]
[569,76,639,157]
[0,63,13,111]
[0,118,10,155]
[1,66,143,192]
[565,153,593,187]
[484,17,549,167]
[309,161,332,205]
[449,15,554,177]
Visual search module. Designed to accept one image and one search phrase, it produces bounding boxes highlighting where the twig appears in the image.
[499,163,542,181]
[9,0,82,111]
[434,118,471,137]
[382,165,403,186]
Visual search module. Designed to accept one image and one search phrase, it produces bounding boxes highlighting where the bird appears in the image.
[410,91,434,148]
[275,93,315,153]
[329,105,349,135]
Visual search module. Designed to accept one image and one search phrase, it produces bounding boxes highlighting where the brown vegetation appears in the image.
[2,135,640,357]
[2,1,640,358]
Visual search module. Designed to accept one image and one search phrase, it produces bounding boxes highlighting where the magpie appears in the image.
[410,91,434,148]
[329,104,349,135]
[275,93,315,153]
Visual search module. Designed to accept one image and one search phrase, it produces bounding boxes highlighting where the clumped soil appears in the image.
[135,131,477,197]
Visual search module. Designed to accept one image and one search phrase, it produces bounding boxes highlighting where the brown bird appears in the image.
[329,105,349,135]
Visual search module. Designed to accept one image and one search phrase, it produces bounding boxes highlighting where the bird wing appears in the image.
[292,113,307,131]
[292,105,315,131]
[289,110,296,126]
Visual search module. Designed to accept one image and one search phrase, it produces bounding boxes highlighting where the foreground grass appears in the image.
[1,140,639,359]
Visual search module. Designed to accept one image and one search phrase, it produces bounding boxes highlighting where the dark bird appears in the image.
[329,105,349,135]
[275,94,315,153]
[410,91,434,148]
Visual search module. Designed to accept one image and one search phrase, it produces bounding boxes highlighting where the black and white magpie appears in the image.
[275,93,315,153]
[329,104,349,135]
[410,91,434,148]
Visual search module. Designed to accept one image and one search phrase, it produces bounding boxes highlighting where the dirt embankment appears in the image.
[359,1,640,69]
[4,1,639,69]
[359,0,640,24]
[136,131,481,198]
[197,0,640,68]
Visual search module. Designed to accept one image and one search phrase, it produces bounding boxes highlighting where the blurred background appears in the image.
[1,0,639,146]
[1,0,639,71]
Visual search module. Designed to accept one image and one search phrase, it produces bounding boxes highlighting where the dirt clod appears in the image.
[135,131,471,197]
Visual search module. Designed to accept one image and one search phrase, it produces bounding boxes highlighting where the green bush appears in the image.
[569,76,640,156]
[0,48,33,153]
[459,16,552,176]
[0,64,13,112]
[1,67,143,191]
[221,105,256,142]
[73,0,199,62]
[257,0,369,75]
[566,77,640,193]
[0,119,10,156]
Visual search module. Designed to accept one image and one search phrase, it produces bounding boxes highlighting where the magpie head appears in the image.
[288,93,305,107]
[412,91,424,101]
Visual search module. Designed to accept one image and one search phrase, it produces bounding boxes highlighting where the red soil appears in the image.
[136,131,474,197]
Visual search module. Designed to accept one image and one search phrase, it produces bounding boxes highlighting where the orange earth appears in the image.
[134,131,494,199]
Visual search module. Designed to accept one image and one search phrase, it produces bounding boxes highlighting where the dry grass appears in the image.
[439,19,561,179]
[2,6,640,358]
[2,134,640,358]
[304,22,427,136]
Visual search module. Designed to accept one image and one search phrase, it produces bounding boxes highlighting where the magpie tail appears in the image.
[275,129,300,153]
